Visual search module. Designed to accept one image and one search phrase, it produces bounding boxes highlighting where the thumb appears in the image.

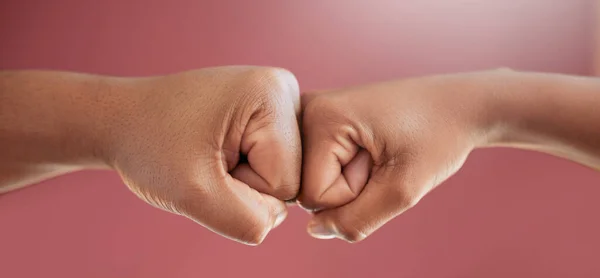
[307,166,417,243]
[175,169,286,246]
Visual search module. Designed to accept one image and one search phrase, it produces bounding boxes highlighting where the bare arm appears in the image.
[0,71,114,193]
[298,69,600,242]
[484,70,600,169]
[0,67,302,245]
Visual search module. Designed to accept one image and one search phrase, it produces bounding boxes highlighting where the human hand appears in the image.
[298,71,499,242]
[100,66,301,245]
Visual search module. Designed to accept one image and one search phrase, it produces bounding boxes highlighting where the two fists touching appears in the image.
[101,66,492,245]
[6,66,593,245]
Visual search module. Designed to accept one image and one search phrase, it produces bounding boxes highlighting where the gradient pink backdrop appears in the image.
[1,0,600,277]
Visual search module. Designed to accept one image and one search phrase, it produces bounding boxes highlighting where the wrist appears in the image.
[424,69,519,149]
[443,68,546,149]
[470,69,591,151]
[468,68,524,148]
[59,75,127,170]
[0,71,126,185]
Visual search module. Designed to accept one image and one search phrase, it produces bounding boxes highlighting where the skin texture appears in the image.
[299,69,600,242]
[0,67,302,245]
[2,67,599,245]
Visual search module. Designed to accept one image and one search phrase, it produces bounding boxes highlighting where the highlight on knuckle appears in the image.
[243,67,294,99]
[374,167,421,211]
[400,193,420,210]
[388,183,419,211]
[297,191,323,211]
[271,182,300,201]
[336,220,368,243]
[238,69,290,121]
[303,95,345,127]
[298,180,337,211]
[239,220,269,246]
[334,212,370,243]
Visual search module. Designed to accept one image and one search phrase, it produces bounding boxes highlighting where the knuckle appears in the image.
[339,226,368,243]
[374,168,421,210]
[238,220,269,246]
[344,230,368,243]
[387,183,420,210]
[244,67,298,98]
[298,182,341,212]
[334,214,370,243]
[302,95,355,141]
[271,182,300,201]
[238,68,297,121]
[398,193,419,210]
[303,95,343,124]
[297,192,322,211]
[298,186,355,212]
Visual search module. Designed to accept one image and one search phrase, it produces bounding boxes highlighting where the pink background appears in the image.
[1,0,600,277]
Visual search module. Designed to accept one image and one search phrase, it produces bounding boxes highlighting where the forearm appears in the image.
[0,71,117,192]
[482,70,600,169]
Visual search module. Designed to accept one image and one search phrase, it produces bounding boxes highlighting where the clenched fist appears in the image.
[1,66,301,245]
[106,67,302,245]
[298,69,600,243]
[298,71,500,242]
[4,67,599,246]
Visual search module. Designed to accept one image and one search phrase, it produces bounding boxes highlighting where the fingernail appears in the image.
[273,211,286,228]
[307,221,336,239]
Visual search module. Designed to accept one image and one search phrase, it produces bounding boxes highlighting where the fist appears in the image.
[103,66,301,245]
[299,73,493,242]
